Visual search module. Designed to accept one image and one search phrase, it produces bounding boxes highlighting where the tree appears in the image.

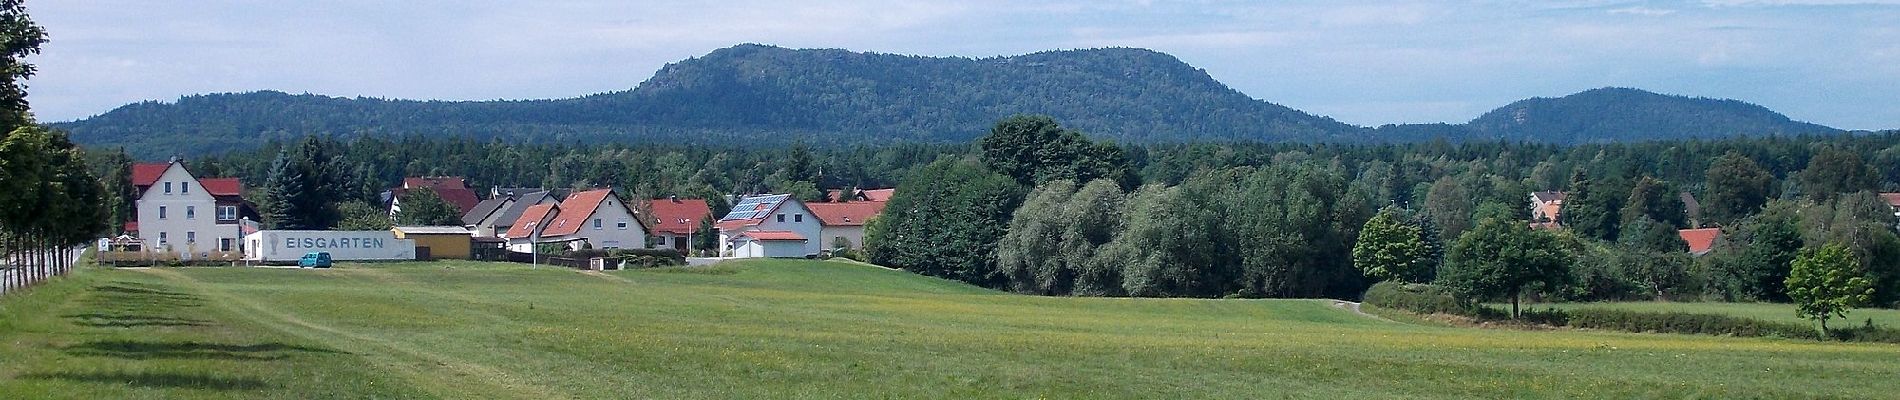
[1617,217,1691,299]
[1703,151,1773,225]
[1619,176,1684,228]
[1422,176,1473,239]
[261,150,312,229]
[1798,146,1877,203]
[1353,206,1437,283]
[395,189,462,226]
[1710,202,1804,301]
[0,0,47,129]
[1786,243,1874,335]
[1561,171,1627,242]
[334,201,392,231]
[977,114,1134,188]
[1438,218,1576,318]
[865,157,1026,286]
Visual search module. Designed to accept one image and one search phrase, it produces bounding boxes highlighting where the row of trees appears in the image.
[0,0,107,294]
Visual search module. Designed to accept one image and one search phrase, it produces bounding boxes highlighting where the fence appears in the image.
[94,250,246,267]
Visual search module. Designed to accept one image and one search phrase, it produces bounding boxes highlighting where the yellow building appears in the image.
[391,226,473,260]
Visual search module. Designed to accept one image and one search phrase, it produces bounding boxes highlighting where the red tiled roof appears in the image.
[1881,193,1900,208]
[504,203,559,238]
[541,189,628,237]
[646,198,711,235]
[123,221,138,234]
[131,163,170,187]
[861,188,895,202]
[740,230,806,241]
[806,201,886,226]
[1679,228,1721,255]
[394,187,482,214]
[199,177,244,196]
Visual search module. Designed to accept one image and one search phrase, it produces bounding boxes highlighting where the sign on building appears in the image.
[244,230,416,262]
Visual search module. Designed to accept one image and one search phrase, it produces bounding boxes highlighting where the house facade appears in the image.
[1530,191,1565,224]
[503,189,649,251]
[645,197,712,252]
[806,201,887,251]
[716,194,823,258]
[130,161,257,257]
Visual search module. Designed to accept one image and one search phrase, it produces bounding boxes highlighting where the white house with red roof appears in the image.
[644,197,711,252]
[129,160,259,257]
[806,201,887,251]
[716,194,822,258]
[502,189,649,252]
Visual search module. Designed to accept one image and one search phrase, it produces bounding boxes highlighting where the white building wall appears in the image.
[562,197,650,250]
[136,164,242,257]
[719,199,824,256]
[818,225,868,250]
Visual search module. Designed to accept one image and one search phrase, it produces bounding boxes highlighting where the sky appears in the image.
[24,0,1900,130]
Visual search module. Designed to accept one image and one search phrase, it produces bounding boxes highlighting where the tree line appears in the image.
[865,114,1900,328]
[1,0,107,295]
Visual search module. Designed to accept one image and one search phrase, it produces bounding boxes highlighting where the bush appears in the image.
[558,248,686,268]
[1563,308,1823,340]
[1363,281,1475,316]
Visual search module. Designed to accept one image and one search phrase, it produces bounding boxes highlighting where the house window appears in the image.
[159,206,168,219]
[182,182,190,194]
[186,231,196,243]
[164,182,173,194]
[186,206,196,220]
[593,218,602,230]
[794,214,802,223]
[777,214,785,222]
[159,232,168,245]
[218,205,237,221]
[220,238,234,251]
[617,220,628,230]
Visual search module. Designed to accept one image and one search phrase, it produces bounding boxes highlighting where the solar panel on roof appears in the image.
[721,194,790,221]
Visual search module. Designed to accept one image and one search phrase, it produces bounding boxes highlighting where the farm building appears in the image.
[392,226,473,260]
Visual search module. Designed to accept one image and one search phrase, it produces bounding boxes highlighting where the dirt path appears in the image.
[1331,300,1393,322]
[137,268,572,400]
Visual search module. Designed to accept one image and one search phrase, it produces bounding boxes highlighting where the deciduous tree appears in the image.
[1786,243,1874,334]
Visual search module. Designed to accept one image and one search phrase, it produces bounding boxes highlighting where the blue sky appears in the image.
[26,0,1900,130]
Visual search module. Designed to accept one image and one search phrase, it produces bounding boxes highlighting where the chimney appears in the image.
[669,195,679,203]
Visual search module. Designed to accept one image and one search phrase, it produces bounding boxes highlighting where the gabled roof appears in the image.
[394,226,472,235]
[1679,228,1721,256]
[504,203,560,239]
[861,189,895,202]
[1532,191,1565,203]
[492,191,555,229]
[462,197,513,226]
[647,198,711,235]
[541,189,639,237]
[717,194,792,231]
[393,187,482,214]
[131,163,170,187]
[199,177,244,196]
[806,201,886,227]
[739,230,806,241]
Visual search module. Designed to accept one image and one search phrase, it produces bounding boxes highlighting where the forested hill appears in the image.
[56,44,1362,158]
[57,45,1847,159]
[1460,87,1840,142]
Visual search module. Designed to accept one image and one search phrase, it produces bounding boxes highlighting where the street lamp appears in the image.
[526,221,540,270]
[681,218,692,255]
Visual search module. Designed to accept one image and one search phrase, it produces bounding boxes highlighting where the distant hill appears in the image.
[55,45,1846,159]
[56,44,1363,158]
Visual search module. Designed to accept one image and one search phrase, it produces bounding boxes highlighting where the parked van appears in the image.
[298,252,332,268]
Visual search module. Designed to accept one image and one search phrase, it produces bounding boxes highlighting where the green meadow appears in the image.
[4,259,1899,399]
[1524,301,1900,329]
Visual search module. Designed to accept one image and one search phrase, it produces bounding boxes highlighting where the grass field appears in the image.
[1523,301,1900,329]
[4,259,1900,399]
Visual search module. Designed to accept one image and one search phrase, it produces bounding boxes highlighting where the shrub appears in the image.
[1562,308,1823,340]
[1363,281,1475,316]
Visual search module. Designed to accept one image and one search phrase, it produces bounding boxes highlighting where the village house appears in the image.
[805,201,887,251]
[387,176,482,220]
[644,197,712,252]
[502,189,649,252]
[462,189,559,237]
[1530,191,1565,224]
[128,159,259,257]
[716,194,823,258]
